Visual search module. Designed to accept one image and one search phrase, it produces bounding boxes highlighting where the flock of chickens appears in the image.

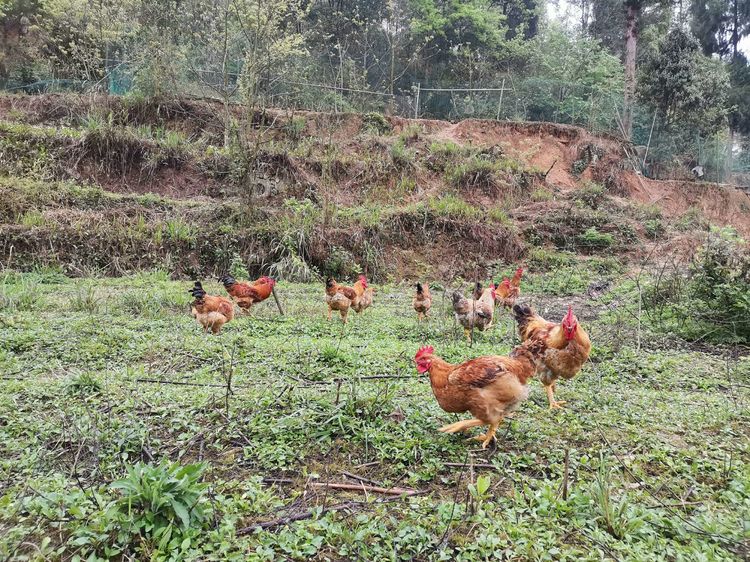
[188,267,591,449]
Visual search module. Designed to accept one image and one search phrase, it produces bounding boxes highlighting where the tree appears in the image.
[690,0,750,60]
[728,54,750,135]
[638,27,729,136]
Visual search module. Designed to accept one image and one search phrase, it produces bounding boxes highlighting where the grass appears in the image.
[0,271,748,560]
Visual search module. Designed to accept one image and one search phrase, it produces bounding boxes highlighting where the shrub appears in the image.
[428,194,481,220]
[362,112,392,135]
[390,138,414,168]
[643,228,750,343]
[644,218,664,239]
[690,229,750,340]
[576,227,614,253]
[284,116,307,141]
[574,182,606,209]
[445,157,499,191]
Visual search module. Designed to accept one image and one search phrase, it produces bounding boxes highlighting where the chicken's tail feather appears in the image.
[189,281,206,300]
[512,303,535,335]
[219,274,236,287]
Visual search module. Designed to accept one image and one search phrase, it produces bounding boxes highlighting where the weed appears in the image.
[390,138,414,168]
[66,372,102,395]
[163,218,196,244]
[592,454,643,539]
[644,218,664,239]
[284,116,307,142]
[111,461,209,548]
[428,194,481,220]
[445,157,499,192]
[576,227,615,253]
[70,284,101,313]
[573,182,606,209]
[362,112,392,135]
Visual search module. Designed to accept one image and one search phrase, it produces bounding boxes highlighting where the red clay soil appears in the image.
[621,172,750,237]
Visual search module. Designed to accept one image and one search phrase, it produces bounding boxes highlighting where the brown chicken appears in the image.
[414,340,546,448]
[513,303,591,409]
[325,277,360,323]
[188,281,234,334]
[351,275,375,313]
[220,274,276,311]
[452,282,496,341]
[495,267,523,309]
[413,282,432,321]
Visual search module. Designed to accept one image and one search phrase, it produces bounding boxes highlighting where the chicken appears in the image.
[219,274,276,311]
[325,277,360,323]
[188,281,234,334]
[512,303,591,409]
[414,339,546,448]
[351,275,375,313]
[413,282,432,322]
[495,268,522,309]
[510,267,523,289]
[452,282,496,341]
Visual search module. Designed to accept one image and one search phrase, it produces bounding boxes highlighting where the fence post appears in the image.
[496,78,505,121]
[414,83,420,119]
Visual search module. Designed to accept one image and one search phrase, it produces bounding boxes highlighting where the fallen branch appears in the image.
[543,159,557,179]
[442,462,498,470]
[136,378,227,388]
[341,471,381,487]
[263,478,420,496]
[237,501,360,534]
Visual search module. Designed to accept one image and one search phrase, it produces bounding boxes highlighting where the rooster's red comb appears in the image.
[415,346,434,360]
[501,277,511,287]
[563,305,575,323]
[515,267,524,276]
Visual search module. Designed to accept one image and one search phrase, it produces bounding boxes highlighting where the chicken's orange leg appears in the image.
[327,306,332,321]
[439,418,484,434]
[470,421,499,449]
[544,383,566,409]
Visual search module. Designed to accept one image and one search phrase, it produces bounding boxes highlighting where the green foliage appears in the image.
[644,228,750,342]
[573,182,606,209]
[111,461,209,548]
[592,454,644,540]
[638,28,730,136]
[576,227,614,252]
[284,116,307,141]
[66,372,102,395]
[428,194,481,220]
[362,112,392,135]
[517,24,624,130]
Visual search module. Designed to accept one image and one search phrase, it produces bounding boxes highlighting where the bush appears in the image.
[690,229,750,341]
[362,112,392,135]
[574,182,606,209]
[576,227,614,253]
[445,157,499,191]
[644,228,750,343]
[110,461,209,548]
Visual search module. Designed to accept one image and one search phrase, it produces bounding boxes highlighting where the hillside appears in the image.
[1,94,749,281]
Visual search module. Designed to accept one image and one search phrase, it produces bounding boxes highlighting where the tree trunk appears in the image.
[623,2,639,141]
[732,0,739,59]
